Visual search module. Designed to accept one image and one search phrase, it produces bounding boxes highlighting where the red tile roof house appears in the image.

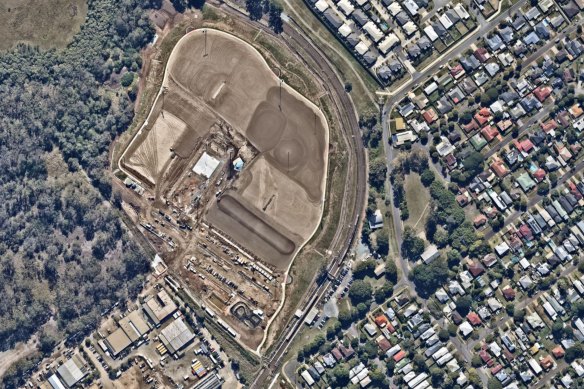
[503,349,515,361]
[467,312,482,326]
[533,86,552,102]
[490,158,509,178]
[481,253,498,268]
[468,262,485,277]
[450,64,465,78]
[491,365,503,375]
[340,345,354,358]
[423,108,438,124]
[569,182,583,200]
[481,125,500,142]
[497,119,513,133]
[552,346,565,359]
[444,154,457,169]
[463,119,479,133]
[517,224,534,241]
[378,338,391,353]
[474,47,490,62]
[393,350,406,362]
[474,214,488,228]
[331,348,343,361]
[513,138,534,154]
[474,108,491,126]
[541,355,554,370]
[532,168,546,182]
[456,194,469,207]
[541,119,558,134]
[502,287,516,301]
[374,315,389,328]
[479,349,492,365]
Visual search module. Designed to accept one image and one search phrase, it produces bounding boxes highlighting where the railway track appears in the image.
[243,13,368,389]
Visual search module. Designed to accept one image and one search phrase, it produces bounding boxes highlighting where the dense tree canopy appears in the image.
[411,259,449,297]
[0,0,158,367]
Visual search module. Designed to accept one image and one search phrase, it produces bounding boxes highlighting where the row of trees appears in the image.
[245,0,283,33]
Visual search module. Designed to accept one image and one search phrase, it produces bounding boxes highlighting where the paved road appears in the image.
[484,159,584,239]
[382,0,530,104]
[484,106,552,159]
[380,0,531,264]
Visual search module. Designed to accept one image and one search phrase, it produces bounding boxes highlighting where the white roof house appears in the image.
[369,209,384,229]
[363,21,384,42]
[337,0,355,15]
[315,0,329,12]
[403,21,418,35]
[439,14,453,29]
[420,245,439,264]
[403,0,420,15]
[388,2,403,16]
[378,33,400,54]
[424,26,439,41]
[459,321,473,337]
[454,4,470,19]
[301,370,315,386]
[392,130,417,146]
[192,152,220,178]
[48,375,67,389]
[355,41,369,55]
[338,23,353,37]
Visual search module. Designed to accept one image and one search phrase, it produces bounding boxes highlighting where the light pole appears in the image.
[203,29,208,58]
[275,67,283,111]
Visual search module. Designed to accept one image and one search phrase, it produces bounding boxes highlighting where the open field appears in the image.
[0,0,87,51]
[122,29,329,271]
[404,173,431,233]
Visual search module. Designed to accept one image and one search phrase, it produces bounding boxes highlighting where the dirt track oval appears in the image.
[124,28,330,271]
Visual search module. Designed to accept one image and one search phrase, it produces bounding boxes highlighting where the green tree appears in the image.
[374,283,394,303]
[420,169,435,186]
[385,259,398,282]
[411,260,449,297]
[268,2,283,33]
[430,367,444,386]
[487,378,503,389]
[376,233,390,255]
[353,259,376,278]
[349,280,373,305]
[456,296,473,315]
[369,159,388,190]
[246,0,264,20]
[330,365,350,387]
[401,226,426,260]
[120,72,135,87]
[438,328,450,342]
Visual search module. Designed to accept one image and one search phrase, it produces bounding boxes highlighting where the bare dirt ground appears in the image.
[206,192,300,270]
[236,157,321,239]
[121,29,329,271]
[0,337,37,379]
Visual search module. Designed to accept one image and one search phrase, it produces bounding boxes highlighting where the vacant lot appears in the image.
[122,29,329,270]
[404,173,431,233]
[0,0,87,51]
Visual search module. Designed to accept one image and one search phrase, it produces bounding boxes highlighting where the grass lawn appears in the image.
[403,173,431,234]
[0,0,87,51]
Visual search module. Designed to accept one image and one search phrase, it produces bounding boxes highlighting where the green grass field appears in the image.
[0,0,87,51]
[404,173,431,234]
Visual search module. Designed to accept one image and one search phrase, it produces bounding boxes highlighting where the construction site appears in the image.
[118,28,329,350]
